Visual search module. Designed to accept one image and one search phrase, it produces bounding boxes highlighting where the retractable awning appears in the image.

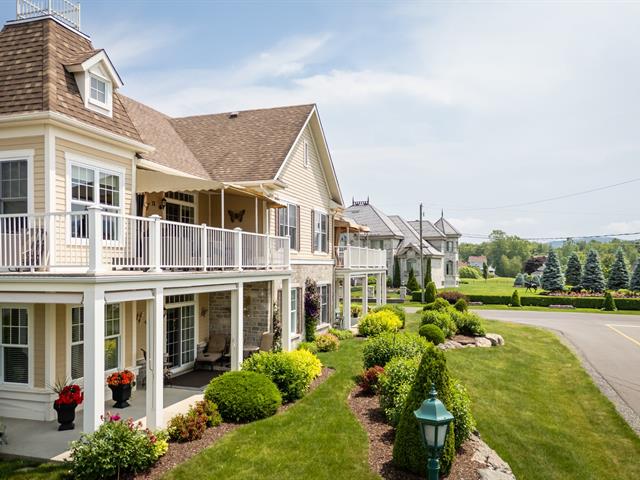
[136,169,223,194]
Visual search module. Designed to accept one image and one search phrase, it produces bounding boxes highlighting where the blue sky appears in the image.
[4,1,640,242]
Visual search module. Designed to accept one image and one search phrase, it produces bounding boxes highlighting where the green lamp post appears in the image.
[413,383,455,480]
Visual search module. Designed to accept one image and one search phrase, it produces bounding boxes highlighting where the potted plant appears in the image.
[106,370,136,408]
[52,381,83,431]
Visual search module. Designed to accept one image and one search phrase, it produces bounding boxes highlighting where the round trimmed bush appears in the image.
[315,333,340,352]
[204,371,281,422]
[297,341,318,354]
[418,324,445,345]
[422,298,450,312]
[450,310,486,336]
[288,349,323,385]
[371,304,406,328]
[454,298,468,312]
[358,310,402,336]
[329,328,354,340]
[362,332,430,369]
[420,310,456,338]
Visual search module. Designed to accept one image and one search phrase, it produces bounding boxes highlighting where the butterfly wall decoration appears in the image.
[228,209,246,223]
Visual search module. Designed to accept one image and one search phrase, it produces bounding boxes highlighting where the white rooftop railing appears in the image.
[16,0,81,30]
[0,210,290,274]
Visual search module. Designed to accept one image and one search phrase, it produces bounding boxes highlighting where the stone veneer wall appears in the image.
[208,281,272,348]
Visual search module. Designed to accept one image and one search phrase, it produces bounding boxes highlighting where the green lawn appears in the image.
[444,320,640,480]
[451,277,519,296]
[164,339,377,480]
[471,304,640,315]
[1,459,68,479]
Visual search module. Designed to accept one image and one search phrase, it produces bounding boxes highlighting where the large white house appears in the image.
[0,1,386,450]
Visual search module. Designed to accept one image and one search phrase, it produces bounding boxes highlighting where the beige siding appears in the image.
[0,136,45,213]
[273,126,334,259]
[33,304,45,388]
[209,192,264,233]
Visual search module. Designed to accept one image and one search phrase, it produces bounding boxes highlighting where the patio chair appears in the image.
[195,334,227,371]
[244,332,275,356]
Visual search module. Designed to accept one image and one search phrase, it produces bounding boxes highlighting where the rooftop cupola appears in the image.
[16,0,81,31]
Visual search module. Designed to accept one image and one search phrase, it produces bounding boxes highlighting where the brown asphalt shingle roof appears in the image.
[0,18,141,141]
[170,104,315,182]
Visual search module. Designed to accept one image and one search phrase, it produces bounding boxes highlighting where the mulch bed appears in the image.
[347,385,483,480]
[135,367,334,479]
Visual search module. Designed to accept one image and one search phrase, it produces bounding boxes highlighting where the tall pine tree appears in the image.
[541,249,564,292]
[392,256,401,288]
[607,248,630,290]
[631,262,640,292]
[406,266,420,291]
[565,252,582,286]
[424,257,432,286]
[581,249,606,293]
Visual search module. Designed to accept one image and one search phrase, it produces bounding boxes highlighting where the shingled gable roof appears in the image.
[434,217,461,236]
[408,220,446,239]
[344,202,403,238]
[388,215,443,256]
[0,17,141,141]
[170,104,315,183]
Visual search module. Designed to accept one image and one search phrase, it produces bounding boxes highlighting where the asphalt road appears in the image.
[475,309,640,428]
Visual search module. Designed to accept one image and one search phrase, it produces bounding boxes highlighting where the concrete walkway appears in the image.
[475,309,640,434]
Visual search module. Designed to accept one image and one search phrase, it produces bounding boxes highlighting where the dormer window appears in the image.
[90,75,108,105]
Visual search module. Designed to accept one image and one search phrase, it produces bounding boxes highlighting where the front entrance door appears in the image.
[165,295,196,371]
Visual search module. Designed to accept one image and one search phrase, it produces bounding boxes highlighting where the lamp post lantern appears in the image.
[413,384,455,480]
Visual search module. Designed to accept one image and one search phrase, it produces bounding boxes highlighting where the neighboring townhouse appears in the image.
[468,255,488,269]
[412,214,461,287]
[0,3,386,443]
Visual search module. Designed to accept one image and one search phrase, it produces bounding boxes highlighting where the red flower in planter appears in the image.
[54,384,83,406]
[106,370,136,387]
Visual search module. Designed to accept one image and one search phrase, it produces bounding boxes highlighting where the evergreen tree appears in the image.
[482,263,489,280]
[424,257,432,286]
[424,281,437,303]
[406,267,420,292]
[565,252,582,286]
[541,250,564,292]
[581,249,606,293]
[631,262,640,291]
[511,289,521,307]
[607,248,630,290]
[392,256,401,289]
[513,273,525,287]
[602,291,617,311]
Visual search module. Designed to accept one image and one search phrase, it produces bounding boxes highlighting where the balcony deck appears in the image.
[334,245,386,271]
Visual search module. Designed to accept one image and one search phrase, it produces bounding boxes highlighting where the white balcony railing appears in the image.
[335,246,386,270]
[16,0,81,30]
[0,209,290,274]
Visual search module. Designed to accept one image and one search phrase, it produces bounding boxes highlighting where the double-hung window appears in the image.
[0,160,28,215]
[70,307,84,380]
[290,288,298,334]
[314,211,328,253]
[69,162,122,241]
[318,285,330,325]
[0,307,29,384]
[278,203,298,250]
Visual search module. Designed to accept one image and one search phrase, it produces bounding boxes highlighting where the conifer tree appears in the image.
[631,262,640,291]
[513,273,525,287]
[482,263,489,281]
[541,250,564,292]
[602,291,617,311]
[424,257,432,286]
[406,266,420,292]
[607,248,630,290]
[425,281,437,303]
[511,289,522,307]
[392,256,401,289]
[581,249,606,293]
[565,252,582,286]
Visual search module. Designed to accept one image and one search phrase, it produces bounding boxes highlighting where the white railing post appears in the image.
[201,224,208,271]
[149,215,162,273]
[234,228,243,271]
[344,246,351,269]
[266,232,271,269]
[87,206,103,274]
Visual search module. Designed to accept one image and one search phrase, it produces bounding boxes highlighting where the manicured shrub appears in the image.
[632,262,640,292]
[411,290,424,302]
[243,350,321,402]
[450,310,486,336]
[329,328,354,340]
[204,371,281,422]
[194,399,222,428]
[423,298,451,312]
[297,341,318,354]
[513,273,525,287]
[511,289,521,307]
[424,257,433,285]
[437,290,467,305]
[69,413,165,479]
[582,249,606,293]
[418,324,445,345]
[393,345,456,476]
[602,291,617,311]
[420,310,456,338]
[565,252,582,286]
[378,355,421,426]
[289,349,323,385]
[424,281,437,303]
[315,332,340,352]
[608,248,630,290]
[541,250,564,292]
[406,267,420,292]
[372,304,406,328]
[449,379,476,450]
[358,365,385,393]
[454,298,468,312]
[167,406,208,442]
[304,278,320,341]
[459,265,482,279]
[362,332,430,369]
[358,310,402,337]
[368,275,377,285]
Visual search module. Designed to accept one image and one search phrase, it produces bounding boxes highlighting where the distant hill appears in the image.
[548,237,618,248]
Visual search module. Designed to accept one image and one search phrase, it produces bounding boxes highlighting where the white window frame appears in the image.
[163,192,197,225]
[65,153,125,246]
[279,203,298,251]
[313,210,328,254]
[0,150,34,215]
[87,72,113,115]
[290,287,298,334]
[104,303,122,373]
[303,140,309,168]
[164,294,197,374]
[318,284,330,326]
[69,305,84,381]
[0,304,33,387]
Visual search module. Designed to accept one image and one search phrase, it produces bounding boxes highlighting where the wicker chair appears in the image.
[195,334,227,370]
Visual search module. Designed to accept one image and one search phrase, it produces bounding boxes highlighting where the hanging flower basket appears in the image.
[106,370,136,409]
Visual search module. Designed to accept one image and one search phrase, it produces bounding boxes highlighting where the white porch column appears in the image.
[375,273,382,305]
[230,282,244,370]
[342,274,351,329]
[281,278,291,351]
[381,272,388,304]
[146,287,164,430]
[83,285,105,433]
[44,304,56,420]
[362,275,369,316]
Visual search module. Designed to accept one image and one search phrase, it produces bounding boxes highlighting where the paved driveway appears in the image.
[475,309,640,429]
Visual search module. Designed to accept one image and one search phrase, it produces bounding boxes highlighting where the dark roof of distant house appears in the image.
[408,220,446,239]
[434,217,461,236]
[344,202,403,238]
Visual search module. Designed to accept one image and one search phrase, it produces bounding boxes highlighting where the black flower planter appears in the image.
[109,383,132,408]
[54,402,77,431]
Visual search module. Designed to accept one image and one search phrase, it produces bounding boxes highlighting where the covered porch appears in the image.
[335,270,387,329]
